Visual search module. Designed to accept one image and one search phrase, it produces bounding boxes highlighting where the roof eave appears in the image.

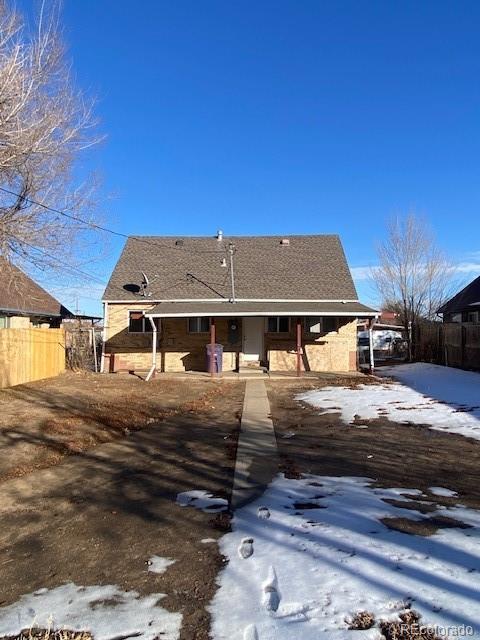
[0,306,62,318]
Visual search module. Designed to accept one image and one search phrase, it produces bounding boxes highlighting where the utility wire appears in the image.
[10,236,108,286]
[0,186,225,256]
[1,187,233,298]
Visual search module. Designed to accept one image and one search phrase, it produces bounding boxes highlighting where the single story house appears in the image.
[101,232,377,376]
[438,275,480,324]
[0,258,72,329]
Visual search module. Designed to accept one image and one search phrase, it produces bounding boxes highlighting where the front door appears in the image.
[242,317,264,361]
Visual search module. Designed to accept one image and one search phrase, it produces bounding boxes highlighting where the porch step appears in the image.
[241,360,262,369]
[239,365,266,376]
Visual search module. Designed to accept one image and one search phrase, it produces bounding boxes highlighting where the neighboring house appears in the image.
[0,258,72,328]
[102,232,377,375]
[358,309,404,331]
[438,275,480,324]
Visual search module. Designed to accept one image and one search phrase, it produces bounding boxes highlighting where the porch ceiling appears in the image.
[144,301,377,318]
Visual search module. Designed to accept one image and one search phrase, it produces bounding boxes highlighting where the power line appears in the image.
[10,237,108,286]
[1,186,232,295]
[0,186,226,257]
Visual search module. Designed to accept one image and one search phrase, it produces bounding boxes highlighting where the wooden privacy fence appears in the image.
[0,328,65,388]
[416,322,480,371]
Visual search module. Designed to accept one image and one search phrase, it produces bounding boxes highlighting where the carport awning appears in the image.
[144,301,377,318]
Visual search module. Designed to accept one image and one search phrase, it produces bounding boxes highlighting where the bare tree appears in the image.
[373,214,454,360]
[0,0,102,278]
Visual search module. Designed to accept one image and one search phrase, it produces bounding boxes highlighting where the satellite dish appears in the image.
[140,272,152,297]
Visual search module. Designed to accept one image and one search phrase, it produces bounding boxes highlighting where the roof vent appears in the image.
[217,229,223,241]
[280,238,290,246]
[175,239,184,246]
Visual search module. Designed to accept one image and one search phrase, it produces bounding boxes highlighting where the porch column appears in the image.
[210,317,216,376]
[296,317,302,377]
[368,317,375,374]
[145,316,158,382]
[100,301,108,373]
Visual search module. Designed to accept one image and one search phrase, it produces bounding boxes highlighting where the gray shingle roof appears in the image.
[103,234,360,302]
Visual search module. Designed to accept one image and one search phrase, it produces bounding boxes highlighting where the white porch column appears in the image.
[145,316,158,382]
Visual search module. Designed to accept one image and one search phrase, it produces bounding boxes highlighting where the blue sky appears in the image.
[23,1,480,315]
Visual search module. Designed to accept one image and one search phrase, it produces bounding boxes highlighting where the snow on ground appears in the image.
[210,474,480,640]
[429,487,459,498]
[379,363,480,409]
[176,490,228,512]
[298,362,480,441]
[0,583,181,640]
[147,556,176,574]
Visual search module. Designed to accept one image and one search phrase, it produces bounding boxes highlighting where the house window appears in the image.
[0,316,9,329]
[304,317,323,334]
[267,317,290,333]
[128,311,160,333]
[467,311,479,324]
[304,316,338,334]
[188,317,210,333]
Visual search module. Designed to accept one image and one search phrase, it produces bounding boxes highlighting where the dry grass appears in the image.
[382,515,471,537]
[380,611,443,640]
[345,610,445,640]
[347,610,376,630]
[2,630,92,640]
[0,378,238,482]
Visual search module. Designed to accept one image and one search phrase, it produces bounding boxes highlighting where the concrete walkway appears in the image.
[231,379,279,509]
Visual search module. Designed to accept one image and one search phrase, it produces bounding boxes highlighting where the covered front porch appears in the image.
[143,301,377,379]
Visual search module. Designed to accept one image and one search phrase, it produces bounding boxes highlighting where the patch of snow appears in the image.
[176,490,228,512]
[147,556,176,574]
[429,487,459,498]
[210,474,480,639]
[201,538,217,544]
[379,363,480,410]
[298,362,480,441]
[0,583,181,640]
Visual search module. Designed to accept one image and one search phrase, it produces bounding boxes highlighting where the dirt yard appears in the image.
[0,373,245,640]
[2,371,480,638]
[267,377,480,524]
[0,371,241,482]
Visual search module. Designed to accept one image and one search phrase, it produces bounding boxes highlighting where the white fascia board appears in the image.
[102,298,360,304]
[144,310,377,318]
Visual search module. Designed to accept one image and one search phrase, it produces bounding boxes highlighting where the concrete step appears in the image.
[238,365,267,376]
[241,360,262,368]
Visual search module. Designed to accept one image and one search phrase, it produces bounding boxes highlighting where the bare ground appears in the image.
[3,372,480,639]
[0,374,245,640]
[266,377,480,527]
[0,371,236,482]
